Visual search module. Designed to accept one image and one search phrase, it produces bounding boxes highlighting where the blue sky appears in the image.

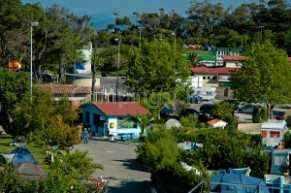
[22,0,257,16]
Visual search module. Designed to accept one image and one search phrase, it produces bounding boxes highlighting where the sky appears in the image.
[22,0,258,16]
[22,0,257,28]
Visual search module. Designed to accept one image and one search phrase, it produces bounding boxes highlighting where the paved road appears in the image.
[74,140,151,193]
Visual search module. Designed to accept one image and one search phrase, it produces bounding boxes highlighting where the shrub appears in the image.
[211,102,238,133]
[30,116,81,148]
[252,106,267,123]
[137,128,179,171]
[152,163,208,193]
[180,115,198,128]
[176,128,269,178]
[50,151,103,179]
[0,155,6,165]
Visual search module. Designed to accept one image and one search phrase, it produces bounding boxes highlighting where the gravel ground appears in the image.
[74,140,151,193]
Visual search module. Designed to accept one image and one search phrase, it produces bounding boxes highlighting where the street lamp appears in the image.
[30,21,39,101]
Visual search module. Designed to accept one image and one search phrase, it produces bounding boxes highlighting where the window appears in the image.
[206,91,212,96]
[270,131,280,138]
[261,131,267,138]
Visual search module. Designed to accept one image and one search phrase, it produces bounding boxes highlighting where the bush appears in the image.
[152,163,208,193]
[0,155,6,165]
[50,151,103,179]
[252,106,267,123]
[137,128,179,171]
[211,102,238,133]
[284,132,291,148]
[30,116,81,149]
[180,115,198,128]
[0,151,103,193]
[175,128,269,178]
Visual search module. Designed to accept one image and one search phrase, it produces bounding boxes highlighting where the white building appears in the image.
[222,55,248,68]
[74,42,93,74]
[190,67,239,100]
[261,120,288,147]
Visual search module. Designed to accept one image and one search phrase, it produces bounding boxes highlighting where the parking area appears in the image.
[74,140,151,193]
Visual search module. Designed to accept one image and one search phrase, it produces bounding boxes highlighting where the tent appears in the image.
[11,147,37,167]
[211,172,270,193]
[15,163,47,180]
[165,119,182,129]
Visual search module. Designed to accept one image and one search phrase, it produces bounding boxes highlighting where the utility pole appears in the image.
[30,21,39,102]
[115,38,121,102]
[172,32,177,114]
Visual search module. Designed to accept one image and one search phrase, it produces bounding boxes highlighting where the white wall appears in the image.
[225,61,242,68]
[75,42,93,74]
[190,75,203,88]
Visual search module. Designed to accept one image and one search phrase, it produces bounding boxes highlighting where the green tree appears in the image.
[232,41,291,117]
[0,70,29,134]
[55,97,78,125]
[11,88,55,136]
[127,39,189,96]
[211,101,238,132]
[91,49,104,102]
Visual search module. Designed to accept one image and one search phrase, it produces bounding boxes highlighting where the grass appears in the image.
[0,136,13,153]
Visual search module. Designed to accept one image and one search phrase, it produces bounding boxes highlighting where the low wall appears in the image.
[238,123,261,134]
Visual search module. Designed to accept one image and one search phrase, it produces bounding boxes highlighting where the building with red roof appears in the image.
[190,67,239,100]
[81,102,149,140]
[38,84,91,109]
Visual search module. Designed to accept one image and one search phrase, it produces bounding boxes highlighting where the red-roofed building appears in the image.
[81,102,149,140]
[190,67,239,100]
[38,84,91,109]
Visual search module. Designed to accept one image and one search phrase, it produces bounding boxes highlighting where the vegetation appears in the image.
[126,39,189,96]
[137,128,208,193]
[232,41,291,117]
[175,128,269,178]
[0,151,103,193]
[211,101,238,132]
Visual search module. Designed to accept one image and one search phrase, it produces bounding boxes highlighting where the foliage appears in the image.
[50,151,102,179]
[11,88,54,136]
[211,101,238,132]
[141,92,172,120]
[137,127,208,193]
[252,106,268,123]
[137,128,179,171]
[0,168,101,193]
[283,132,291,149]
[0,155,6,165]
[175,128,269,178]
[152,163,208,193]
[180,115,198,128]
[232,41,291,107]
[55,97,78,125]
[35,116,81,148]
[0,70,29,133]
[126,39,189,96]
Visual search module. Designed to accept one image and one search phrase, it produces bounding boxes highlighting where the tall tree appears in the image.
[91,49,104,102]
[232,41,291,117]
[126,39,189,96]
